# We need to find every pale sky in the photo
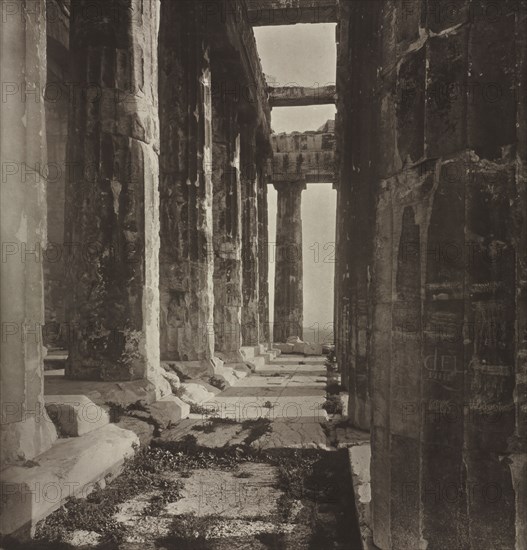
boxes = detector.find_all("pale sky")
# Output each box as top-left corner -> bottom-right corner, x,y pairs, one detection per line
254,24 -> 337,341
254,23 -> 337,134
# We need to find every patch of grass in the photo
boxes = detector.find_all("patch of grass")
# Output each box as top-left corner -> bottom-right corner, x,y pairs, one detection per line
189,403 -> 213,415
158,514 -> 225,548
107,400 -> 148,423
152,435 -> 259,470
273,451 -> 322,522
325,349 -> 337,364
33,447 -> 186,546
321,395 -> 343,415
241,418 -> 272,446
26,442 -> 362,550
325,360 -> 338,372
143,478 -> 184,516
192,417 -> 237,434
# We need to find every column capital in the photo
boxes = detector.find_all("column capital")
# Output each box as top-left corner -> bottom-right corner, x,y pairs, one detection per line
273,180 -> 307,193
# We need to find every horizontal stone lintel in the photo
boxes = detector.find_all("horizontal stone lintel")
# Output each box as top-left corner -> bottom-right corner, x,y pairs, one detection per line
271,173 -> 335,184
209,0 -> 272,151
247,0 -> 337,26
269,85 -> 336,107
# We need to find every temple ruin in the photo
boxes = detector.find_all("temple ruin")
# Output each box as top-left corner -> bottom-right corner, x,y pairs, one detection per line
1,0 -> 526,548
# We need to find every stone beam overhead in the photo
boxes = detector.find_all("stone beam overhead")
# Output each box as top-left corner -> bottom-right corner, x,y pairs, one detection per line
247,0 -> 337,25
271,125 -> 336,184
205,0 -> 272,152
269,85 -> 336,107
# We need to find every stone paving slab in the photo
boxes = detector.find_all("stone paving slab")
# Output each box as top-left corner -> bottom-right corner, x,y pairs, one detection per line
193,356 -> 329,423
30,354 -> 365,549
164,463 -> 280,517
156,417 -> 331,449
251,420 -> 331,450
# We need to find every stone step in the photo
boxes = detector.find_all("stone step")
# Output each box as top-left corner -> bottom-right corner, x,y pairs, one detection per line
274,342 -> 324,355
261,348 -> 281,364
43,349 -> 68,370
240,346 -> 259,361
0,424 -> 139,539
44,395 -> 110,437
212,362 -> 250,387
248,355 -> 267,371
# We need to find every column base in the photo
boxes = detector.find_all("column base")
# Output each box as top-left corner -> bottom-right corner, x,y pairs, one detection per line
0,415 -> 58,467
162,357 -> 250,390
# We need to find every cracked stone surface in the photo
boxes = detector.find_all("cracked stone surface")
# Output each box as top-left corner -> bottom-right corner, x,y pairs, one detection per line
156,354 -> 331,450
32,354 -> 363,549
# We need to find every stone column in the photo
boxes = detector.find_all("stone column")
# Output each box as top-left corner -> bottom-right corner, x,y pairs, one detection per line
43,20 -> 69,350
212,92 -> 243,360
257,164 -> 271,346
240,123 -> 260,347
273,181 -> 306,343
513,6 -> 527,547
64,0 -> 163,386
159,0 -> 214,362
361,1 -> 527,548
0,0 -> 58,464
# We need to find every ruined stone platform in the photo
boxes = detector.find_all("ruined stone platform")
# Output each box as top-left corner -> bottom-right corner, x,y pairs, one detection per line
0,424 -> 138,539
30,353 -> 364,549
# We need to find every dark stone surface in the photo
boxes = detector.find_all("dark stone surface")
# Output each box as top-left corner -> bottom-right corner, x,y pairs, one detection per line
64,0 -> 160,381
158,0 -> 214,362
212,81 -> 243,356
240,124 -> 261,346
336,0 -> 527,547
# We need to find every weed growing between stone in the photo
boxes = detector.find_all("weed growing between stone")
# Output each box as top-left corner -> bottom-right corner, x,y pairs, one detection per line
192,417 -> 238,433
31,447 -> 185,546
322,350 -> 344,415
190,403 -> 213,415
13,436 -> 362,550
322,395 -> 343,415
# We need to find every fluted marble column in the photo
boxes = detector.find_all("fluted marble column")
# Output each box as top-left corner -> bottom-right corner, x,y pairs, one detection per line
212,93 -> 243,359
257,165 -> 271,345
65,0 -> 162,383
159,0 -> 214,362
0,0 -> 58,464
273,181 -> 306,342
240,123 -> 260,346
